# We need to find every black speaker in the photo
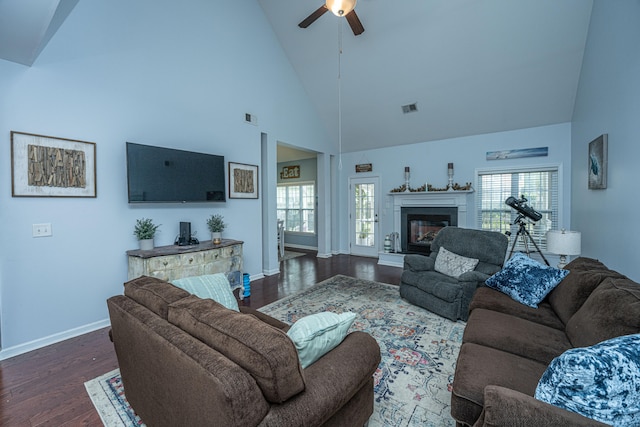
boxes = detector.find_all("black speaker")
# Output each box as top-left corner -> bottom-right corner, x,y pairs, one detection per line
178,222 -> 191,246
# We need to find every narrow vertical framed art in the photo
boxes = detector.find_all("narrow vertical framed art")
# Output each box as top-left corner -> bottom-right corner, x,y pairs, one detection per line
11,131 -> 97,198
228,162 -> 258,199
588,134 -> 608,190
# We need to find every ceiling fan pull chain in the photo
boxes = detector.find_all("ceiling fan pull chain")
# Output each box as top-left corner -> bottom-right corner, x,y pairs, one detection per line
338,20 -> 343,170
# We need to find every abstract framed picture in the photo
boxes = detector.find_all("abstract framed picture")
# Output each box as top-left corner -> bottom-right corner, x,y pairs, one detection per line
228,162 -> 258,199
11,131 -> 97,198
588,134 -> 608,189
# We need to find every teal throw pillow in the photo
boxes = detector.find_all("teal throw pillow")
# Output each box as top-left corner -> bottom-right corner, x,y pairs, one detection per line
287,311 -> 356,368
535,333 -> 640,426
171,273 -> 239,311
485,252 -> 569,308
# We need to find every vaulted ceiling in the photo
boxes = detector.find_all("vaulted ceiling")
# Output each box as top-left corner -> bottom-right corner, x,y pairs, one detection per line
1,1 -> 593,154
259,0 -> 593,153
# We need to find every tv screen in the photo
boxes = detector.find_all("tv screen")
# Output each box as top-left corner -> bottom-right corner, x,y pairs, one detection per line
126,142 -> 226,203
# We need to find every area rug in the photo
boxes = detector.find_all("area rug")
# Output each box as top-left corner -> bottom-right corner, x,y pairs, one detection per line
279,250 -> 306,261
85,275 -> 464,427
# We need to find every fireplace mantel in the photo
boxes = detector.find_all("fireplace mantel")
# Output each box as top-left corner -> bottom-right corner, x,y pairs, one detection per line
379,190 -> 474,267
389,190 -> 473,232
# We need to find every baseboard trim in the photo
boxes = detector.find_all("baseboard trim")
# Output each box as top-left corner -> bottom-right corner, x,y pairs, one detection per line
263,268 -> 280,276
0,318 -> 111,361
284,243 -> 317,251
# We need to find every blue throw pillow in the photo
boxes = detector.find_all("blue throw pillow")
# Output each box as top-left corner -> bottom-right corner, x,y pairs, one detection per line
485,252 -> 569,308
535,333 -> 640,426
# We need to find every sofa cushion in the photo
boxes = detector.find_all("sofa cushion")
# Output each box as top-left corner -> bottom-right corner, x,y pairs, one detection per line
469,287 -> 565,330
548,268 -> 626,325
563,256 -> 608,272
287,311 -> 356,368
124,276 -> 190,319
434,247 -> 479,278
401,270 -> 462,302
485,252 -> 569,308
463,309 -> 572,364
565,277 -> 640,348
451,343 -> 549,426
171,273 -> 239,311
168,295 -> 305,403
535,333 -> 640,427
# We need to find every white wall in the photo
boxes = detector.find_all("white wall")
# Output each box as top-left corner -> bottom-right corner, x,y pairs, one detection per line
337,123 -> 573,254
0,1 -> 333,356
571,0 -> 640,281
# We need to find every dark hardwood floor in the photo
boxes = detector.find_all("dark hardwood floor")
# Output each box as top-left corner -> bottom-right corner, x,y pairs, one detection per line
0,251 -> 402,426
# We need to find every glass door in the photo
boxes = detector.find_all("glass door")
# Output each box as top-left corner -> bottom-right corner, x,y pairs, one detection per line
349,177 -> 379,257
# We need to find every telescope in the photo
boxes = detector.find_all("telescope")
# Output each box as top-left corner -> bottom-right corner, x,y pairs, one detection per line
505,196 -> 542,222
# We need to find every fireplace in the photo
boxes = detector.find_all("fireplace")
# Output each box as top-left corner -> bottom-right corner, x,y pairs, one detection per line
401,207 -> 458,254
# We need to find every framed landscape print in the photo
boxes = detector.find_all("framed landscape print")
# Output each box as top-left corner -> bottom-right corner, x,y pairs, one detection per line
588,134 -> 608,189
228,162 -> 258,199
11,131 -> 97,197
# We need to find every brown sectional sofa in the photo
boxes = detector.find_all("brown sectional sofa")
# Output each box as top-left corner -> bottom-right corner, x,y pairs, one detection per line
451,257 -> 639,426
107,276 -> 381,427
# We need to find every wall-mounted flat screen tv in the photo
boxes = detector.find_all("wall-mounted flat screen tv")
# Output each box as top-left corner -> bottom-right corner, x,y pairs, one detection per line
126,142 -> 226,203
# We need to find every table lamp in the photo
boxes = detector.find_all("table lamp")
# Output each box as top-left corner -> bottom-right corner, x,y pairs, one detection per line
546,229 -> 581,269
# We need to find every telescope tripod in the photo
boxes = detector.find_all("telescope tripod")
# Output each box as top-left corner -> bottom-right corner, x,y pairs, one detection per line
506,215 -> 550,266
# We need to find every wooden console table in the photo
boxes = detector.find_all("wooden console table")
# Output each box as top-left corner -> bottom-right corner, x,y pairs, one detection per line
127,239 -> 244,296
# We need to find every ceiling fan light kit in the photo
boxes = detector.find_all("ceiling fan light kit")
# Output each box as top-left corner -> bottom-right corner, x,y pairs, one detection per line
299,0 -> 364,36
326,0 -> 356,17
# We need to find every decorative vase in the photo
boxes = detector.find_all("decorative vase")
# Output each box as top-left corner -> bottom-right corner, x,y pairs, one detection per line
139,238 -> 154,251
384,235 -> 392,253
211,232 -> 222,244
243,273 -> 251,298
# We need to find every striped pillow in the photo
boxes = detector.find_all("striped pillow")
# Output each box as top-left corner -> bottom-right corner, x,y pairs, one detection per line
171,273 -> 239,311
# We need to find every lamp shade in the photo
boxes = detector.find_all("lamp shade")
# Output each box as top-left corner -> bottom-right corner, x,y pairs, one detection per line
326,0 -> 357,16
546,230 -> 581,256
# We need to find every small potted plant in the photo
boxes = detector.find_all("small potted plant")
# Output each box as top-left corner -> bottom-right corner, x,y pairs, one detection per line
134,218 -> 160,250
206,214 -> 226,244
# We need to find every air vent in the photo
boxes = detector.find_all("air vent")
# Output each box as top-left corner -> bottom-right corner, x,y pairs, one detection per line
401,103 -> 418,114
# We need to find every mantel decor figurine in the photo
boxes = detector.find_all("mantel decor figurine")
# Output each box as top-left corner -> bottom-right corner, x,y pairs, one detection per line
404,166 -> 411,192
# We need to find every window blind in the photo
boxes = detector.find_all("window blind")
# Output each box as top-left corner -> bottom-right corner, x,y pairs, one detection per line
476,167 -> 558,252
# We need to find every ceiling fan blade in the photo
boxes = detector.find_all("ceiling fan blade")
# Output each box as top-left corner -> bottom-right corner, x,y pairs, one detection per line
298,5 -> 329,28
345,10 -> 365,35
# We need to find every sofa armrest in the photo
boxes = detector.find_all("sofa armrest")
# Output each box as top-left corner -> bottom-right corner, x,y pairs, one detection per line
404,254 -> 435,271
473,385 -> 609,427
258,331 -> 381,426
240,306 -> 290,331
458,271 -> 490,282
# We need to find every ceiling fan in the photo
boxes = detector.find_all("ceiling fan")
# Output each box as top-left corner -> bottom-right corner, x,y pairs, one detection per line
298,0 -> 365,36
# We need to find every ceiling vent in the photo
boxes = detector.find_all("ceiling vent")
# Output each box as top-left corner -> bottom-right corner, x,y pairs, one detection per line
401,103 -> 418,114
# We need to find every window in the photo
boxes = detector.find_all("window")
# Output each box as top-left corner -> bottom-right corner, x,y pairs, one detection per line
476,167 -> 559,252
277,182 -> 315,234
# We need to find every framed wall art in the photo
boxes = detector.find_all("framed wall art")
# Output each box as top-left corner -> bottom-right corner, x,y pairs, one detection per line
228,162 -> 258,199
11,131 -> 97,198
588,134 -> 608,189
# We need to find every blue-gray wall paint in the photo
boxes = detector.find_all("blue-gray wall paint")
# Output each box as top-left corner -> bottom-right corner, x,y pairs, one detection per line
0,1 -> 332,355
337,123 -> 573,258
571,0 -> 640,281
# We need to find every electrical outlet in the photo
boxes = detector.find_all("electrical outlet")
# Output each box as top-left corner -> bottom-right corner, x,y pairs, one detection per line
33,223 -> 52,237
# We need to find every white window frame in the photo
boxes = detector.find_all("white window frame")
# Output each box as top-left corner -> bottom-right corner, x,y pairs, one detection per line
277,181 -> 316,235
475,164 -> 562,254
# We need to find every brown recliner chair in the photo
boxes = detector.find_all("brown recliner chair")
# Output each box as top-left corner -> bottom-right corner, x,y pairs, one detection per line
399,226 -> 509,321
107,276 -> 381,427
